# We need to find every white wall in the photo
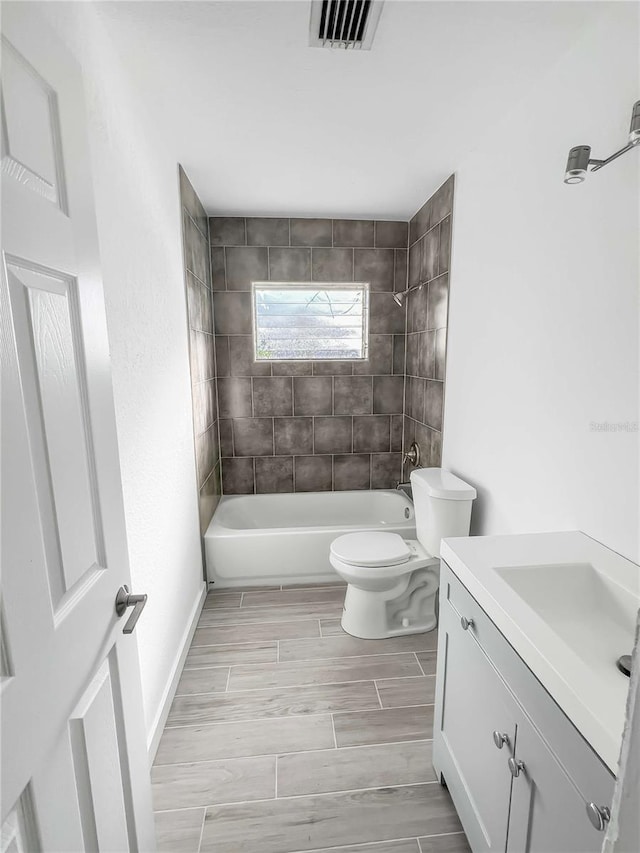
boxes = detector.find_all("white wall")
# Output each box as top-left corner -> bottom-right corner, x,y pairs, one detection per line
444,4 -> 640,562
39,3 -> 206,746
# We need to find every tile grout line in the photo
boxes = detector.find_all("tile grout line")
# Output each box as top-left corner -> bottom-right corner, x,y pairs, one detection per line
153,737 -> 434,769
196,806 -> 206,853
330,713 -> 338,749
186,647 -> 435,666
373,680 -> 384,709
173,678 -> 435,699
414,651 -> 426,676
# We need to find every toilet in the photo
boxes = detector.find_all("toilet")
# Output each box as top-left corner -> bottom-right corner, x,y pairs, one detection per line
330,468 -> 477,639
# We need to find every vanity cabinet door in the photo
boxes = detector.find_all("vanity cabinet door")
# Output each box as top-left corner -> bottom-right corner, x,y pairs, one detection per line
434,597 -> 516,853
506,715 -> 609,853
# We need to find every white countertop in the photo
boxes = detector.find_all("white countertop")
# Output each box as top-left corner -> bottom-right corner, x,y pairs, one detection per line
440,531 -> 640,774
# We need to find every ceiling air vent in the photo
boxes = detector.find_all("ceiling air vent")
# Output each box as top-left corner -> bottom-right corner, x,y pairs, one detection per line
309,0 -> 384,50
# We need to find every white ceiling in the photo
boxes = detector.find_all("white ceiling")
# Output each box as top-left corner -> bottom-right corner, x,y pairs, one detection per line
96,0 -> 606,219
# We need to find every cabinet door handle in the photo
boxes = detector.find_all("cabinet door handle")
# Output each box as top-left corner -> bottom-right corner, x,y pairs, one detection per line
460,616 -> 474,631
493,731 -> 509,749
508,757 -> 525,777
586,803 -> 611,832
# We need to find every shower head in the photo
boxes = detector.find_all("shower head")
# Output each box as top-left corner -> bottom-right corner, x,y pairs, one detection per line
393,292 -> 405,307
629,100 -> 640,144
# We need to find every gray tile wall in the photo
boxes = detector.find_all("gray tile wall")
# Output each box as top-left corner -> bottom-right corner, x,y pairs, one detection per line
179,167 -> 221,530
209,217 -> 408,494
402,175 -> 454,477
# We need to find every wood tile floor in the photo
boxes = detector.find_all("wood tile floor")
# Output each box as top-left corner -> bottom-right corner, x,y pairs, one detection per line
153,583 -> 470,853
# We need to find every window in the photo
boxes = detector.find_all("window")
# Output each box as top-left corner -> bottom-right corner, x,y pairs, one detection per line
252,283 -> 369,361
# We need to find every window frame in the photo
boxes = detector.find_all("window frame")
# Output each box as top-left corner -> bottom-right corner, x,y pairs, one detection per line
251,281 -> 370,363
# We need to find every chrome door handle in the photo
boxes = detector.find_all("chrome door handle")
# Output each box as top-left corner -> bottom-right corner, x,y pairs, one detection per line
460,616 -> 474,631
508,757 -> 525,777
493,731 -> 509,749
115,585 -> 148,634
586,803 -> 611,832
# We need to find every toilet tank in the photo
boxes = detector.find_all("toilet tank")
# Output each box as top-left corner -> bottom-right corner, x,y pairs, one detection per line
410,468 -> 477,557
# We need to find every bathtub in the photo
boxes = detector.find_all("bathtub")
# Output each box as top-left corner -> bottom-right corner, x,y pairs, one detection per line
204,490 -> 416,588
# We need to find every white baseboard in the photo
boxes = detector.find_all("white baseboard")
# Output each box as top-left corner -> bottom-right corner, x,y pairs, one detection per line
146,581 -> 207,764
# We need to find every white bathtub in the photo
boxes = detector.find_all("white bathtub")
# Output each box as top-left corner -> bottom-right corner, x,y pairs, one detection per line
204,490 -> 416,588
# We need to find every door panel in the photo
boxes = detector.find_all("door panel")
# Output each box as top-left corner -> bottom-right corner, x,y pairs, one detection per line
1,6 -> 155,850
507,715 -> 606,853
436,593 -> 515,853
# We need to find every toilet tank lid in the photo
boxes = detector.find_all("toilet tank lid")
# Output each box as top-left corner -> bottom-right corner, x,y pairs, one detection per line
410,468 -> 477,501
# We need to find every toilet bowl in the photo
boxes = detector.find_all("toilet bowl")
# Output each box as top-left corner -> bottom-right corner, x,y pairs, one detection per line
329,467 -> 477,639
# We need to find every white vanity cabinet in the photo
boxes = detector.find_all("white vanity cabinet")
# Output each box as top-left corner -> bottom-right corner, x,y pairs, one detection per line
433,560 -> 616,853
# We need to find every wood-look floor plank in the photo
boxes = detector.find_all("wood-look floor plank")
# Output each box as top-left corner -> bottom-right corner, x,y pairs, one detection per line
198,600 -> 343,627
334,706 -> 434,747
152,755 -> 275,810
154,807 -> 204,853
376,676 -> 436,708
202,592 -> 242,609
154,715 -> 336,765
280,633 -> 436,663
184,641 -> 277,669
228,654 -> 421,692
242,587 -> 346,608
176,666 -> 229,696
418,833 -> 471,853
277,740 -> 436,797
415,651 -> 438,675
320,618 -> 347,637
192,619 -> 320,647
200,784 -> 461,853
167,681 -> 380,727
297,841 -> 420,853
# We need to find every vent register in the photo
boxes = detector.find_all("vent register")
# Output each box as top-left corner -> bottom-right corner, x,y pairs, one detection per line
309,0 -> 384,50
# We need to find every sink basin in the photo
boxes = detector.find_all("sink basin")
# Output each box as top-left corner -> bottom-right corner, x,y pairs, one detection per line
440,531 -> 640,773
495,561 -> 638,673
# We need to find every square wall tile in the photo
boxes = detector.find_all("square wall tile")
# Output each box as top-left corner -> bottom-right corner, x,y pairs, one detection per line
407,284 -> 428,334
370,293 -> 405,335
246,217 -> 289,247
394,249 -> 408,292
392,335 -> 406,375
290,218 -> 332,247
408,242 -> 421,287
406,333 -> 419,378
225,247 -> 268,291
252,376 -> 293,417
187,272 -> 212,333
218,419 -> 234,456
353,335 -> 392,376
272,360 -> 313,376
353,415 -> 390,453
312,360 -> 352,376
334,454 -> 371,490
373,375 -> 404,414
415,421 -> 433,466
354,249 -> 394,292
211,247 -> 226,291
391,414 -> 403,451
421,227 -> 439,283
183,212 -> 210,286
425,380 -> 444,431
311,248 -> 353,282
410,199 -> 431,245
435,328 -> 447,381
419,331 -> 436,380
221,457 -> 254,494
268,247 -> 311,281
274,417 -> 313,455
427,274 -> 449,330
314,416 -> 352,454
179,167 -> 207,237
294,455 -> 332,492
213,292 -> 252,335
408,376 -> 426,422
371,452 -> 402,488
375,221 -> 408,249
438,216 -> 451,275
232,418 -> 274,456
215,336 -> 230,377
255,456 -> 293,493
293,376 -> 332,415
228,335 -> 271,377
192,378 -> 216,436
430,175 -> 454,226
210,217 -> 246,247
431,429 -> 443,467
189,330 -> 214,384
218,377 -> 252,419
333,376 -> 372,415
333,219 -> 374,247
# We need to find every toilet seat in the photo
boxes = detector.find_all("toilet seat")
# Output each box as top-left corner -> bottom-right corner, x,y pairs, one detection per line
330,532 -> 412,568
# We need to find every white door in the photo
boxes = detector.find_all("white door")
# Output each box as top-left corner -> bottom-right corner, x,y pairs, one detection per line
1,6 -> 156,851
